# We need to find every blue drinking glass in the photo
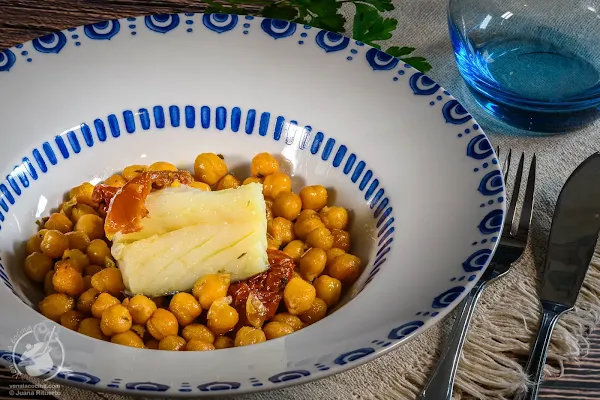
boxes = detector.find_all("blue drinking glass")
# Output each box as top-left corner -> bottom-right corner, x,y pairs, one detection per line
448,0 -> 600,133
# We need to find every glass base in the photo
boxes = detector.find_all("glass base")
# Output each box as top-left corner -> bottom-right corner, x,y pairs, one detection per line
465,84 -> 600,133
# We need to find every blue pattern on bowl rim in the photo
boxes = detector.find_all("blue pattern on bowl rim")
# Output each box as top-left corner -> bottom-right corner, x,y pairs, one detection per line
0,13 -> 504,394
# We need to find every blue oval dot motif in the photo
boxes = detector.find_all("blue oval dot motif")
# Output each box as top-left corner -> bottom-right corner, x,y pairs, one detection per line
315,31 -> 350,53
203,14 -> 238,33
442,99 -> 473,124
32,32 -> 67,54
197,381 -> 241,392
334,348 -> 375,365
145,14 -> 180,34
462,248 -> 491,272
409,72 -> 441,95
466,134 -> 493,160
0,49 -> 16,71
84,20 -> 120,40
268,370 -> 310,383
478,170 -> 503,196
432,286 -> 465,308
261,19 -> 296,39
125,382 -> 169,392
366,48 -> 399,70
478,209 -> 503,235
388,320 -> 425,339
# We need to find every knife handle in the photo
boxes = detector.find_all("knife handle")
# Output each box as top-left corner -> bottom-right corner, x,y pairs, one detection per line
419,279 -> 487,400
517,306 -> 562,400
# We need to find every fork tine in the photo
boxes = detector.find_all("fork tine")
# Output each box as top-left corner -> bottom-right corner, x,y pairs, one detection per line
503,148 -> 512,180
516,154 -> 536,240
502,152 -> 525,236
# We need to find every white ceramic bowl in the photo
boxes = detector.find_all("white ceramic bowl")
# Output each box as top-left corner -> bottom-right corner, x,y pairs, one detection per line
0,14 -> 505,396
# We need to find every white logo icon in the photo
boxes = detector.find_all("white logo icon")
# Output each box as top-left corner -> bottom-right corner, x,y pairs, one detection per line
10,323 -> 65,381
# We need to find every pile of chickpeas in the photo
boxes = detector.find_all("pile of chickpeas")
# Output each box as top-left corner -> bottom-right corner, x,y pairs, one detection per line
22,152 -> 362,350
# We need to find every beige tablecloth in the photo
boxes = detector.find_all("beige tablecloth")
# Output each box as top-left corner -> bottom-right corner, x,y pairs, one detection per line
24,1 -> 600,399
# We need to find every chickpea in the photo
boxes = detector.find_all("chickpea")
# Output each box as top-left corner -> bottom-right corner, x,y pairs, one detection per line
263,321 -> 295,340
215,174 -> 241,191
243,177 -> 263,185
40,230 -> 69,259
326,248 -> 346,268
214,336 -> 234,349
192,273 -> 231,310
267,236 -> 282,250
145,339 -> 159,349
194,153 -> 228,186
262,172 -> 292,199
69,182 -> 96,207
26,230 -> 47,254
159,335 -> 186,351
131,324 -> 146,339
181,324 -> 215,344
84,265 -> 102,277
86,239 -> 111,266
251,152 -> 279,177
146,309 -> 179,340
331,229 -> 351,252
112,331 -> 145,348
148,161 -> 178,172
268,217 -> 295,246
39,293 -> 74,321
329,254 -> 362,285
283,240 -> 307,262
306,227 -> 334,250
52,263 -> 85,297
44,270 -> 55,295
74,214 -> 104,241
207,297 -> 239,335
265,199 -> 274,221
62,249 -> 90,273
299,298 -> 328,325
122,165 -> 148,181
319,206 -> 349,230
24,252 -> 53,282
103,174 -> 126,188
299,185 -> 328,211
186,339 -> 216,351
273,192 -> 302,221
65,231 -> 91,252
294,215 -> 324,240
77,288 -> 100,314
234,326 -> 266,347
78,318 -> 108,341
272,313 -> 304,331
91,292 -> 120,318
283,277 -> 316,315
44,213 -> 73,233
60,310 -> 85,331
100,304 -> 132,336
168,293 -> 202,326
188,181 -> 211,191
126,294 -> 157,325
297,209 -> 318,222
313,275 -> 342,307
299,248 -> 327,281
91,268 -> 125,296
70,204 -> 98,225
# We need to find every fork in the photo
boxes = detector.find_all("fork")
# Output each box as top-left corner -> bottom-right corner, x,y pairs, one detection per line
419,149 -> 536,400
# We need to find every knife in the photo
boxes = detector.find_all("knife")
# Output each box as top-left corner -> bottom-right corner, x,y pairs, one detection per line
517,152 -> 600,400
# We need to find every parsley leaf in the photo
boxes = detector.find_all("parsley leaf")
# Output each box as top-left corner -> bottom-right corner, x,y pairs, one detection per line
352,3 -> 397,46
262,4 -> 300,20
401,56 -> 433,72
385,46 -> 416,58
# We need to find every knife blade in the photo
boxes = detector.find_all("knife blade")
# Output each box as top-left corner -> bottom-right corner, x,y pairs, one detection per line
518,152 -> 600,400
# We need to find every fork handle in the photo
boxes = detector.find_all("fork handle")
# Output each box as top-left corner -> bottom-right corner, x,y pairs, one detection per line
419,279 -> 487,400
516,305 -> 564,400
